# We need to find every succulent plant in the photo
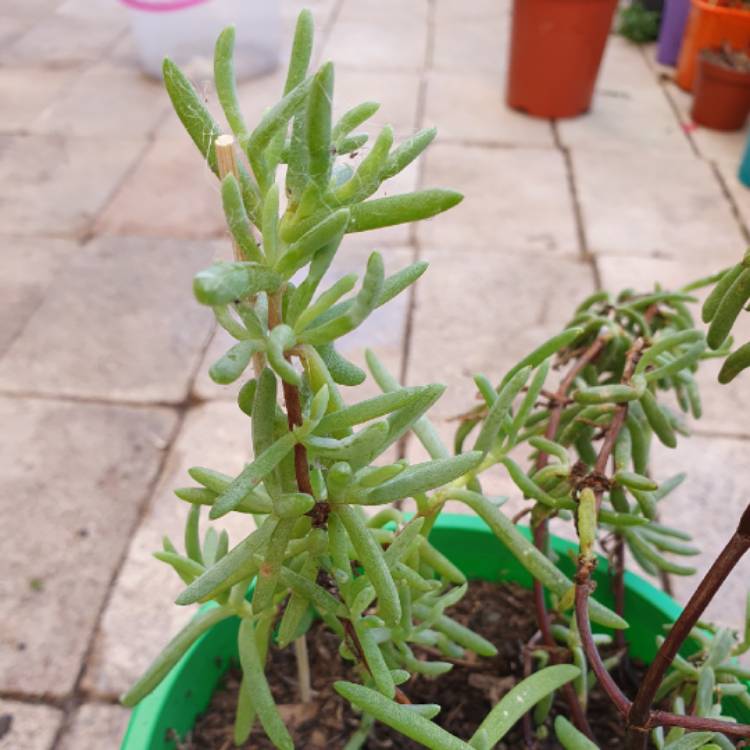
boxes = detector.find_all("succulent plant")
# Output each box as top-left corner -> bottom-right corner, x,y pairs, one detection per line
121,10 -> 750,749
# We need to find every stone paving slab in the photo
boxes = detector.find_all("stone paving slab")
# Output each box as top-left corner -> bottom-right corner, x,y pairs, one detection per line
405,248 -> 596,421
558,39 -> 691,156
419,143 -> 579,255
57,703 -> 130,750
333,70 -> 422,139
0,134 -> 145,238
0,397 -> 175,698
424,71 -> 554,147
323,4 -> 427,73
94,136 -> 225,239
598,255 -> 750,439
339,0 -> 429,23
0,700 -> 62,750
2,0 -> 63,22
83,401 -> 255,698
651,434 -> 750,627
30,60 -> 170,139
1,236 -> 77,358
0,236 -> 216,403
574,149 -> 746,262
432,11 -> 508,74
0,2 -> 126,68
0,66 -> 78,134
435,0 -> 510,22
0,16 -> 30,51
715,160 -> 750,238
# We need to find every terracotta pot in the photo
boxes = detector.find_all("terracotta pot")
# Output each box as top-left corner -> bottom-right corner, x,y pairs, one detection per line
506,0 -> 618,119
691,52 -> 750,131
676,0 -> 750,91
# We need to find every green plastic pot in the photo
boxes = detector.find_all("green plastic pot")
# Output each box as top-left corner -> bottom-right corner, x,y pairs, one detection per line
121,513 -> 749,748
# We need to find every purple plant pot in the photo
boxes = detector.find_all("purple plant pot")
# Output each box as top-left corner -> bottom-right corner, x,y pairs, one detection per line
656,0 -> 691,66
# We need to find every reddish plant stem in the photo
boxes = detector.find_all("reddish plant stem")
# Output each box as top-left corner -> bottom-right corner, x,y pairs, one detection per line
612,535 -> 626,650
648,710 -> 750,737
512,506 -> 533,524
280,379 -> 315,499
565,341 -> 643,735
593,406 -> 628,490
578,546 -> 750,746
269,292 -> 327,525
575,582 -> 632,716
528,336 -> 606,740
575,505 -> 750,750
658,568 -> 674,598
624,506 -> 750,748
343,617 -> 412,704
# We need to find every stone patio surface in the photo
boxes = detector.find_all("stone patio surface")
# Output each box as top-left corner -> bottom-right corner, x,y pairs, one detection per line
2,0 -> 750,747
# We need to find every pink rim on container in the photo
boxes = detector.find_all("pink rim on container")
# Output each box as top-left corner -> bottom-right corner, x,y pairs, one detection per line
119,0 -> 212,12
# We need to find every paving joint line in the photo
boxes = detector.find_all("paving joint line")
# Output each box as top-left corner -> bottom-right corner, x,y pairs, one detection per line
0,388 -> 201,411
47,320 -> 217,750
0,690 -> 123,709
691,427 -> 750,442
46,412 -> 185,750
639,42 -> 750,247
639,45 -> 699,159
550,120 -> 602,292
709,161 -> 750,245
80,108 -> 171,244
437,138 -> 558,151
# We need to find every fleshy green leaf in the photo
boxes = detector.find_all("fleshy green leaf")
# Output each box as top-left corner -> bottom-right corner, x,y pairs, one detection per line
554,716 -> 600,749
471,665 -> 580,745
193,262 -> 281,306
121,605 -> 231,705
348,189 -> 463,233
334,682 -> 473,750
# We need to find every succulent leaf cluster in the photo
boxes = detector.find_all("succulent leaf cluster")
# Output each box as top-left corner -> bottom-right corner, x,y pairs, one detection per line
121,11 -> 750,750
702,251 -> 750,384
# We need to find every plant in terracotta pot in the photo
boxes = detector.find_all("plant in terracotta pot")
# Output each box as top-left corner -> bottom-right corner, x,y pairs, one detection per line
121,10 -> 750,749
505,0 -> 618,119
691,44 -> 750,130
676,0 -> 750,90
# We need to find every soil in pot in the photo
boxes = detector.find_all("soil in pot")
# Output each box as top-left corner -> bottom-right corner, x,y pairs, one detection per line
177,581 -> 646,749
692,45 -> 750,131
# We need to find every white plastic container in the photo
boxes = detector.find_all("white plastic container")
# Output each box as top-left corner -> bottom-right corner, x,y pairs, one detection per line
121,0 -> 280,81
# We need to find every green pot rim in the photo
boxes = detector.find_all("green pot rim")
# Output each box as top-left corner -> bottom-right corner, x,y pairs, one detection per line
121,513 -> 745,748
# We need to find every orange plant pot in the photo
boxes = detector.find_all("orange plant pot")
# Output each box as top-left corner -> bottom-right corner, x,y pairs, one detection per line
675,0 -> 750,91
506,0 -> 618,119
691,52 -> 750,131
